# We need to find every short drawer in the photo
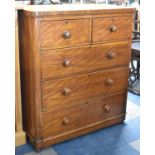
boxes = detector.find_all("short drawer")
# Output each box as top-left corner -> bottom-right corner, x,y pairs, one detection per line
41,92 -> 125,139
42,67 -> 128,109
92,16 -> 132,43
41,41 -> 130,80
40,19 -> 91,50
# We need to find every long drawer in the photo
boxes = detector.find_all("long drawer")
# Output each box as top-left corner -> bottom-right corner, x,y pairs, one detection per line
42,67 -> 128,109
41,92 -> 125,139
40,19 -> 91,50
92,16 -> 132,43
41,41 -> 130,80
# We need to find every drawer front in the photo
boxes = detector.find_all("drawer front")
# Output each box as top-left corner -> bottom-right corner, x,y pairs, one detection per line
93,16 -> 132,43
40,19 -> 91,50
41,41 -> 130,80
41,93 -> 125,138
42,67 -> 128,109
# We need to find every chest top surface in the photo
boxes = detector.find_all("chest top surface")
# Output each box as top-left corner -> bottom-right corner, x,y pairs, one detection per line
20,4 -> 135,17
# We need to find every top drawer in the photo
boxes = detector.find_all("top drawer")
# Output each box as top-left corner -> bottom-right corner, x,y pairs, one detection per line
40,19 -> 91,50
92,16 -> 132,43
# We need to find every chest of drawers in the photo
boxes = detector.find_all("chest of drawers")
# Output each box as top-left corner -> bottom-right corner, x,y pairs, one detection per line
18,5 -> 135,151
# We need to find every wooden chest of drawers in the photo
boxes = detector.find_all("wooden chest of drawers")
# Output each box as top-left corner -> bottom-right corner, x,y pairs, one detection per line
18,4 -> 135,151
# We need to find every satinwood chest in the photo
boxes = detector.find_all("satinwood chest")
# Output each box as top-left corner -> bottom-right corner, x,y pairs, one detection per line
18,4 -> 135,150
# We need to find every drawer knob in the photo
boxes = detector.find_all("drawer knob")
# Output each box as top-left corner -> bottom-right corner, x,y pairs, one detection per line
110,25 -> 117,32
105,79 -> 114,85
62,117 -> 69,125
107,52 -> 116,59
104,104 -> 111,113
62,87 -> 71,96
62,31 -> 71,39
63,59 -> 71,67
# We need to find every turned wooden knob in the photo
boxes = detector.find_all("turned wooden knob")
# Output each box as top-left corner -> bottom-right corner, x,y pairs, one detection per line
105,79 -> 114,85
107,52 -> 116,59
62,31 -> 71,39
63,59 -> 71,67
110,25 -> 117,32
104,104 -> 111,113
62,117 -> 69,125
62,87 -> 71,96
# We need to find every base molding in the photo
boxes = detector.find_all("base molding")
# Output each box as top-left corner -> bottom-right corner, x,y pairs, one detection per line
27,114 -> 125,151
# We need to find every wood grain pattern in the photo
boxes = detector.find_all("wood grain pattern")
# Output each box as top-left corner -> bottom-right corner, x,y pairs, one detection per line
40,19 -> 91,50
41,92 -> 126,139
42,67 -> 128,110
28,114 -> 125,150
18,11 -> 42,141
41,41 -> 130,80
93,16 -> 132,43
18,6 -> 135,151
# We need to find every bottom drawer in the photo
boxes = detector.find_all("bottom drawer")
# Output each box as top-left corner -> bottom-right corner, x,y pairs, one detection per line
41,92 -> 126,139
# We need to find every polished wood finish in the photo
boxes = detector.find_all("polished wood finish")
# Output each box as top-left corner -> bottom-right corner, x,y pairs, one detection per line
93,16 -> 132,43
18,12 -> 42,140
29,114 -> 125,149
40,19 -> 91,50
42,67 -> 128,110
18,5 -> 135,150
41,41 -> 131,80
42,92 -> 126,139
15,11 -> 26,146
